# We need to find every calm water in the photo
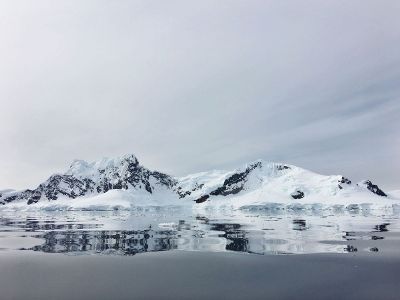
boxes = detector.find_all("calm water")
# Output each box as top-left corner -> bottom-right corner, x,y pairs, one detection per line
1,207 -> 400,299
1,206 -> 399,256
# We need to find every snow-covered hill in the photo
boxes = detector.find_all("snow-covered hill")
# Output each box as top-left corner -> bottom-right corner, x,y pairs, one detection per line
0,154 -> 176,206
0,154 -> 398,210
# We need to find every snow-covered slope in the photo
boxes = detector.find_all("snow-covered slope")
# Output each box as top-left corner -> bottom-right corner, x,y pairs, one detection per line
175,161 -> 394,207
0,154 -> 397,210
0,154 -> 176,206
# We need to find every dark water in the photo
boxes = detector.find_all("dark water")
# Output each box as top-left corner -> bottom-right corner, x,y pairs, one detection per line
1,208 -> 400,299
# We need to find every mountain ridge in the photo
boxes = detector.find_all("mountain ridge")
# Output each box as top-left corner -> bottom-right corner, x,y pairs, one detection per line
0,153 -> 391,207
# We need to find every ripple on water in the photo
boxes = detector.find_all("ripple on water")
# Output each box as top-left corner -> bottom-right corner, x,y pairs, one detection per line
0,208 -> 399,256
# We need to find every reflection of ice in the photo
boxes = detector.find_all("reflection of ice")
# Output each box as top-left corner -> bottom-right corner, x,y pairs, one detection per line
0,207 -> 399,255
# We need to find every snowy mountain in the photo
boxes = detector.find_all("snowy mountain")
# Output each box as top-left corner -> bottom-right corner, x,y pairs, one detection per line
0,154 -> 176,206
0,154 -> 395,209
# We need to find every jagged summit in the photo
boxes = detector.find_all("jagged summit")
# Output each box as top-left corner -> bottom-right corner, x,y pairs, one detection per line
0,154 -> 392,208
67,154 -> 139,178
0,154 -> 175,205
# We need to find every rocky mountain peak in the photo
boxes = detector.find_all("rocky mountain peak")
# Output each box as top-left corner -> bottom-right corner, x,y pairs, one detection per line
358,180 -> 387,197
67,154 -> 139,177
0,154 -> 391,207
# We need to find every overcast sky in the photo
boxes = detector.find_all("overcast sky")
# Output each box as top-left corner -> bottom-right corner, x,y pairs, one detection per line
0,0 -> 399,190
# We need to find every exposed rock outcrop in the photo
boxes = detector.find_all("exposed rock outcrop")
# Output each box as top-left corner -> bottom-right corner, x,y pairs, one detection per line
358,180 -> 387,197
291,190 -> 305,199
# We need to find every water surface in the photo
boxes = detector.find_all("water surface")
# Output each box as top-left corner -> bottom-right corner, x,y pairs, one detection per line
1,207 -> 399,256
1,207 -> 400,300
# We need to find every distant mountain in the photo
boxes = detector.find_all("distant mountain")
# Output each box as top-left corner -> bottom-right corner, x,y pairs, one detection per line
0,154 -> 175,205
0,154 -> 391,207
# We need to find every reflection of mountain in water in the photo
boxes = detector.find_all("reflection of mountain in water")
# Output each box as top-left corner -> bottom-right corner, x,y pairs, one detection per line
31,228 -> 178,255
1,211 -> 396,256
210,223 -> 249,253
292,219 -> 307,231
0,217 -> 102,231
26,220 -> 254,255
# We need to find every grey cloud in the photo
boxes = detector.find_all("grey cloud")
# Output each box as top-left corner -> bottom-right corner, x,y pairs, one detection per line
0,0 -> 399,190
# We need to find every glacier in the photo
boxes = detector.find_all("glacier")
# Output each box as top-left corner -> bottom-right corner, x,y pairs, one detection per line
0,153 -> 399,211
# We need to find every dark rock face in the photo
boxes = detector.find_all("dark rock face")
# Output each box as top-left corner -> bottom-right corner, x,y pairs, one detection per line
2,195 -> 17,203
339,177 -> 352,185
360,180 -> 387,197
291,190 -> 304,199
42,175 -> 96,201
338,176 -> 352,189
209,162 -> 262,197
176,187 -> 191,199
176,183 -> 204,199
195,194 -> 209,204
276,165 -> 290,171
186,162 -> 263,202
